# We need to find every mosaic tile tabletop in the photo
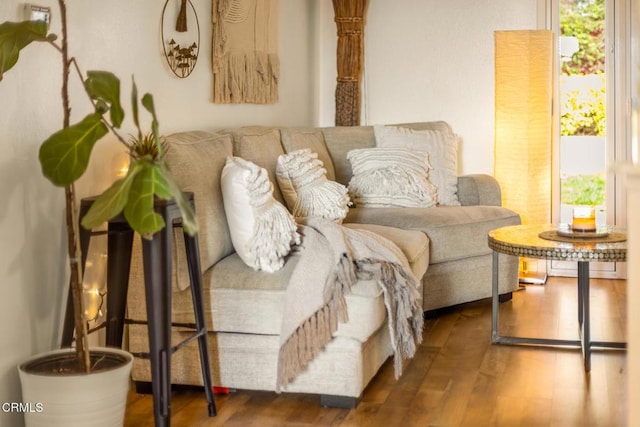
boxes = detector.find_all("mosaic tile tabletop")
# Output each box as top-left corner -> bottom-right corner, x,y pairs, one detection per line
488,224 -> 627,263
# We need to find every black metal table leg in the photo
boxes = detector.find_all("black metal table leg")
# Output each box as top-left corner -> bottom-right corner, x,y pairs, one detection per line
141,221 -> 173,427
105,223 -> 134,347
63,194 -> 216,426
184,231 -> 216,416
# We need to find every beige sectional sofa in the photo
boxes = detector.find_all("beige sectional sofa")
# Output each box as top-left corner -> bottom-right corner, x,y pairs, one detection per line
126,121 -> 521,407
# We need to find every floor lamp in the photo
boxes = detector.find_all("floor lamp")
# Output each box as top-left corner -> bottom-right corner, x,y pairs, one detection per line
494,30 -> 554,284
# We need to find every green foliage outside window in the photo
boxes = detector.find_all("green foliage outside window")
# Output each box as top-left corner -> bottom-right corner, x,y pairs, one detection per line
560,75 -> 605,136
561,174 -> 605,206
560,0 -> 605,76
559,0 -> 606,137
559,0 -> 606,208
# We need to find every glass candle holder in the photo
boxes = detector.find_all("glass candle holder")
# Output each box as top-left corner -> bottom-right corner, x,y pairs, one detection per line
571,206 -> 596,232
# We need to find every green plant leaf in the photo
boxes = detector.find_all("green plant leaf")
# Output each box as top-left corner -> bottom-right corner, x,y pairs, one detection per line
141,93 -> 162,157
0,21 -> 51,81
160,164 -> 198,236
141,93 -> 158,123
123,161 -> 172,238
85,71 -> 125,128
80,161 -> 143,229
131,77 -> 142,142
38,112 -> 108,186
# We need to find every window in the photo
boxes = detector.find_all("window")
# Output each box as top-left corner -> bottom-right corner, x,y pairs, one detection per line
545,0 -> 630,278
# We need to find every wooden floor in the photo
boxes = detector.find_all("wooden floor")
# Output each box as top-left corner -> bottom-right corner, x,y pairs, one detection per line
123,276 -> 627,427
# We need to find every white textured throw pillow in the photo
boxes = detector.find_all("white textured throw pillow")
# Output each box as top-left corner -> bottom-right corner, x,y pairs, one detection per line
374,125 -> 460,206
221,157 -> 301,272
347,147 -> 437,208
276,149 -> 351,223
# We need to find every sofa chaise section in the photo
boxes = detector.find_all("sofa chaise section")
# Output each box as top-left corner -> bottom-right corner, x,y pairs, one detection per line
126,129 -> 431,406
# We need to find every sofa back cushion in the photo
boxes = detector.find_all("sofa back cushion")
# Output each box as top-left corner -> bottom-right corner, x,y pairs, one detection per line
164,131 -> 235,273
374,124 -> 461,206
391,121 -> 456,134
219,126 -> 286,204
320,122 -> 459,189
280,128 -> 336,181
321,126 -> 376,186
347,147 -> 437,208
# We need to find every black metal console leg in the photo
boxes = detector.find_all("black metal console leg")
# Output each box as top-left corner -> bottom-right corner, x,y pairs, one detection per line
142,225 -> 173,427
61,203 -> 92,348
184,231 -> 216,417
60,288 -> 75,347
105,223 -> 134,348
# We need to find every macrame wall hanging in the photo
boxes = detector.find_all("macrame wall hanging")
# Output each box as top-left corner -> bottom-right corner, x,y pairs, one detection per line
333,0 -> 369,126
211,0 -> 279,104
162,0 -> 200,78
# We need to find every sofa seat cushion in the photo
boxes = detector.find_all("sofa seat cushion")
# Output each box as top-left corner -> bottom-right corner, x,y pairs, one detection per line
171,225 -> 429,341
172,253 -> 386,342
344,205 -> 521,264
342,223 -> 429,281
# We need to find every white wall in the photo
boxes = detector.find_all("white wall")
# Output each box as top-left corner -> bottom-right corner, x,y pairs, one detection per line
0,1 -> 315,426
318,0 -> 538,174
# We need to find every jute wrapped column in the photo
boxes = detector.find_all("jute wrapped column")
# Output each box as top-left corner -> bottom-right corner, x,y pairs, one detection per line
333,0 -> 368,126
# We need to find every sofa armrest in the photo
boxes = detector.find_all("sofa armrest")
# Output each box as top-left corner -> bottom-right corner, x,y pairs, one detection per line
457,174 -> 502,206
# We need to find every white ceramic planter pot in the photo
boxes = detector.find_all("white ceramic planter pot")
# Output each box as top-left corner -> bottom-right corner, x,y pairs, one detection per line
18,347 -> 133,427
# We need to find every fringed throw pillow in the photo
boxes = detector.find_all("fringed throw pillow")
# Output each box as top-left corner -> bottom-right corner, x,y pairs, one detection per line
347,147 -> 437,208
276,149 -> 350,223
221,156 -> 300,272
374,125 -> 460,206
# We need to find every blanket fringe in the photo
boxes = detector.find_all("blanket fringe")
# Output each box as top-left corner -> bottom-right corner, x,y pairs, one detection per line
276,219 -> 423,392
276,299 -> 344,391
358,259 -> 424,379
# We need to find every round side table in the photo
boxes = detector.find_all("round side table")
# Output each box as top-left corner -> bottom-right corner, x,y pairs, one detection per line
488,224 -> 627,371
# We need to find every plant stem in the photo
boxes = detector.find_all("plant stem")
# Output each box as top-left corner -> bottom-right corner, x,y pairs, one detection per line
58,0 -> 90,373
46,41 -> 128,146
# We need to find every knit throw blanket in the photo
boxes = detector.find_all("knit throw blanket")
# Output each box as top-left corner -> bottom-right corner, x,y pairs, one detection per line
276,217 -> 424,391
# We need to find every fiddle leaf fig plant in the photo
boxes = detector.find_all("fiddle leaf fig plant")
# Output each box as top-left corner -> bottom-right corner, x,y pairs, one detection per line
0,2 -> 197,373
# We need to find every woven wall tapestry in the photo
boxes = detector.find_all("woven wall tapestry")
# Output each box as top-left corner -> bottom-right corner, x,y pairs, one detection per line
212,0 -> 279,104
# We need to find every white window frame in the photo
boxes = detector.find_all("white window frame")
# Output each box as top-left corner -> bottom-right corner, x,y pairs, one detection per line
539,0 -> 630,279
